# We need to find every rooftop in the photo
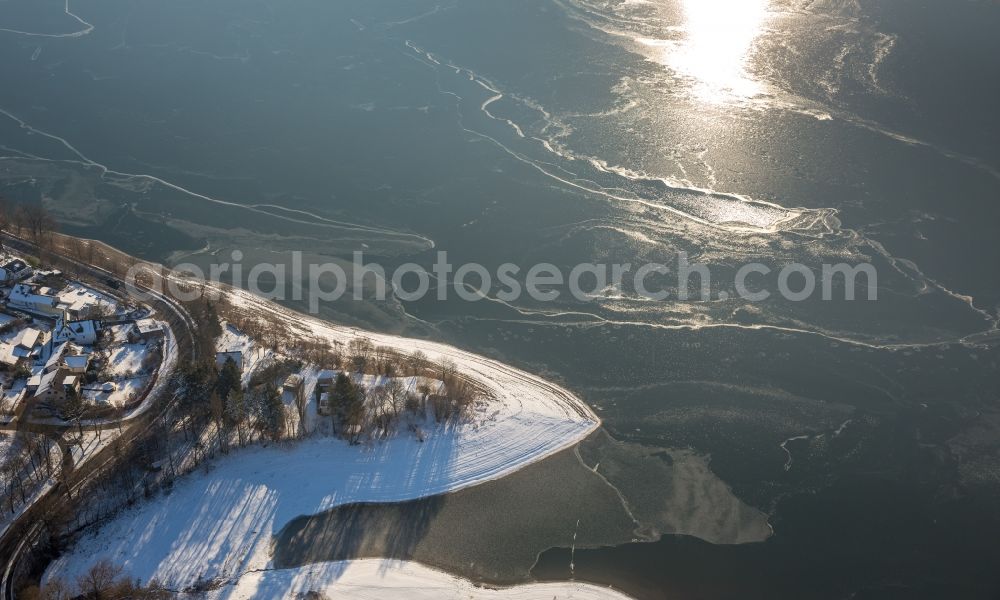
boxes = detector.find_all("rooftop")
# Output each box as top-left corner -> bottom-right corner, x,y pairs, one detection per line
64,355 -> 91,370
1,259 -> 29,273
135,319 -> 164,334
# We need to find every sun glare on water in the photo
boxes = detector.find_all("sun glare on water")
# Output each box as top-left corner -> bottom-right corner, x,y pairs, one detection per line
644,0 -> 771,102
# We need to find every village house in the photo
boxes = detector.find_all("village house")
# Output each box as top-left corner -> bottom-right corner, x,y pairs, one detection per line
53,315 -> 102,346
281,373 -> 304,408
14,327 -> 47,352
0,258 -> 33,283
57,287 -> 112,320
315,370 -> 337,416
0,326 -> 50,369
7,283 -> 61,316
316,369 -> 336,391
42,341 -> 91,375
63,353 -> 92,375
41,341 -> 69,374
63,374 -> 81,396
27,368 -> 81,403
0,346 -> 21,370
60,296 -> 97,321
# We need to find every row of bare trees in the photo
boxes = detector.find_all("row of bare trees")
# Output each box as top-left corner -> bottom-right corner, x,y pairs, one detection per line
0,198 -> 57,247
200,310 -> 485,442
0,433 -> 59,516
22,559 -> 170,599
322,339 -> 483,441
215,309 -> 486,440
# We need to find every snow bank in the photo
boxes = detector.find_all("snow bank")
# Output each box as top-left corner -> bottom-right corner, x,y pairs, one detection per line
45,287 -> 600,591
200,559 -> 632,600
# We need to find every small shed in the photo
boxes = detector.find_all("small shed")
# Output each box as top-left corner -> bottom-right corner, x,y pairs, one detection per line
131,319 -> 166,342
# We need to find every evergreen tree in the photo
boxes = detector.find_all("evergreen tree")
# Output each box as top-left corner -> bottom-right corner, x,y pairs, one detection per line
216,358 -> 241,399
261,384 -> 285,440
329,373 -> 365,438
330,372 -> 354,425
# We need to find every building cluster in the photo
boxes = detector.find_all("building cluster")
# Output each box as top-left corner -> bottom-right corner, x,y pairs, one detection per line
0,253 -> 166,415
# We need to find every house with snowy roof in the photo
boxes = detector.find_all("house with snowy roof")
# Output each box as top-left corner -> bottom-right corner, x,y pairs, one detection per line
27,368 -> 81,403
53,316 -> 102,346
0,258 -> 32,283
7,283 -> 61,316
130,319 -> 165,342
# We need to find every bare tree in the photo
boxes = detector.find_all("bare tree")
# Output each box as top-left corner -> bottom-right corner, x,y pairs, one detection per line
0,196 -> 9,248
9,203 -> 24,237
87,300 -> 116,320
209,391 -> 228,453
386,378 -> 406,418
1,455 -> 23,513
62,236 -> 84,262
368,384 -> 391,434
18,203 -> 57,243
348,338 -> 374,373
373,345 -> 394,374
406,350 -> 428,376
447,376 -> 480,417
414,381 -> 432,414
76,559 -> 123,599
439,358 -> 458,383
20,577 -> 72,600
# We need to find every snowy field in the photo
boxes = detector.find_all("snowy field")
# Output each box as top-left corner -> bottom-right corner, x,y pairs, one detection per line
82,376 -> 146,408
198,559 -> 632,600
105,343 -> 150,377
45,286 -> 601,594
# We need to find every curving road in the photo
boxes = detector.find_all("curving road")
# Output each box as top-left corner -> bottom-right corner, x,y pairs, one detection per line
0,233 -> 198,599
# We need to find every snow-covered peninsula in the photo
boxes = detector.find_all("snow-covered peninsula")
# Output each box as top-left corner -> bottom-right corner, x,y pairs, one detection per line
44,286 -> 608,597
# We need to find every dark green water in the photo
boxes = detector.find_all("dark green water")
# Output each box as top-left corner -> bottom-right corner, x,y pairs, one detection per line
3,0 -> 1000,597
271,444 -> 637,584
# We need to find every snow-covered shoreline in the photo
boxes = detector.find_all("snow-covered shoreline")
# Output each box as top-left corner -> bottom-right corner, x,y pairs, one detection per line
223,286 -> 598,423
44,286 -> 602,595
198,559 -> 632,600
